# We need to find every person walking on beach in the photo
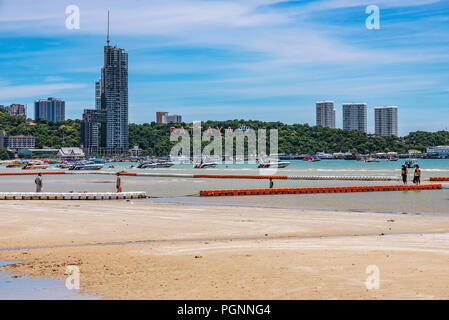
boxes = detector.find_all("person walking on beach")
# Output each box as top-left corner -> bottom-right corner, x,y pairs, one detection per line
35,173 -> 43,192
413,165 -> 421,185
401,164 -> 408,185
269,177 -> 274,189
116,172 -> 122,193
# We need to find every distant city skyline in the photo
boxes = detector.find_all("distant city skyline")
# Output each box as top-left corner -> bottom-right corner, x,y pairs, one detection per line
0,0 -> 448,135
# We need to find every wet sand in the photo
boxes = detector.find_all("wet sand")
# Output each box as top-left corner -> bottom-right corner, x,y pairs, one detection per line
1,200 -> 449,299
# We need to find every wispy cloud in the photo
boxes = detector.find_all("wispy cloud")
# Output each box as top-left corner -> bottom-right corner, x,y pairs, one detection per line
0,83 -> 87,100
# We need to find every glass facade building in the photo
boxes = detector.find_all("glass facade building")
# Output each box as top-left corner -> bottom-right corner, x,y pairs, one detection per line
34,97 -> 65,122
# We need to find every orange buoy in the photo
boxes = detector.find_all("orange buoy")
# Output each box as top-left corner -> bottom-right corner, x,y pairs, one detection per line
199,184 -> 442,197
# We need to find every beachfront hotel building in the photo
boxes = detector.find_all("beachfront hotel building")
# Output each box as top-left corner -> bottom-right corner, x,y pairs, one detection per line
374,106 -> 398,137
316,101 -> 336,128
342,103 -> 367,133
34,97 -> 65,122
5,135 -> 35,151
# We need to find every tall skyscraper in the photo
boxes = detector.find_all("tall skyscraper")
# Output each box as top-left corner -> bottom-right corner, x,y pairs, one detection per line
316,101 -> 335,128
374,106 -> 398,137
100,12 -> 128,152
34,97 -> 65,122
342,103 -> 367,133
81,12 -> 129,155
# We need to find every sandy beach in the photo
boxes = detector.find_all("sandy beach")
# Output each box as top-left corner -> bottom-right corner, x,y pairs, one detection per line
1,200 -> 449,299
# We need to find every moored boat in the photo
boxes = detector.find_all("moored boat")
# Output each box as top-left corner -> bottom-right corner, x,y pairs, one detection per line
69,162 -> 104,170
257,160 -> 290,168
6,161 -> 28,168
22,164 -> 49,170
138,161 -> 175,168
193,161 -> 219,169
364,156 -> 380,163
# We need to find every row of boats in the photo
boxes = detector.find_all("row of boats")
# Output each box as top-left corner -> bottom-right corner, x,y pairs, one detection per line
5,156 -> 413,171
5,160 -> 106,170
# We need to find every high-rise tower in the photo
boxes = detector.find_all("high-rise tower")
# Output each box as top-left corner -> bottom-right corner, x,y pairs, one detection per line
342,103 -> 367,133
316,101 -> 335,128
100,11 -> 129,152
374,106 -> 398,137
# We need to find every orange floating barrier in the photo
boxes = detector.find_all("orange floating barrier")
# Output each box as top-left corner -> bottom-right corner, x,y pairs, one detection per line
118,172 -> 137,176
200,184 -> 442,197
193,174 -> 288,180
430,177 -> 449,181
0,171 -> 66,176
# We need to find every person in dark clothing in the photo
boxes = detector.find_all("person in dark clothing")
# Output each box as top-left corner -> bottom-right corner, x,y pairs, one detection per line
401,164 -> 407,185
269,177 -> 274,189
116,172 -> 122,192
413,165 -> 421,185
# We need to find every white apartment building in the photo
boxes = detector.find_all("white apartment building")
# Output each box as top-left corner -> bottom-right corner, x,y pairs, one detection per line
374,106 -> 398,137
342,103 -> 367,133
316,101 -> 335,128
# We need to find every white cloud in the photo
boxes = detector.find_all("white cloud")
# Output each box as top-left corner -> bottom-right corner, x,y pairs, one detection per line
0,0 -> 443,66
0,83 -> 87,100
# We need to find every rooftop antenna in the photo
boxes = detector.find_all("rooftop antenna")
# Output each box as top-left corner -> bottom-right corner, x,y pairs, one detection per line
107,10 -> 110,46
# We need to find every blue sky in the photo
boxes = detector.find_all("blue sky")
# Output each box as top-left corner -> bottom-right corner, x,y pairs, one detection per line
0,0 -> 448,135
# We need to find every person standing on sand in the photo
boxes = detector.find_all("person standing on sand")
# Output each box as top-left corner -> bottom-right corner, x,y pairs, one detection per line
401,164 -> 408,185
116,172 -> 122,193
413,165 -> 421,185
35,173 -> 43,192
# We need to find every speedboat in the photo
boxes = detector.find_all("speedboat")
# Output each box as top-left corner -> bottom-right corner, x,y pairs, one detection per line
316,152 -> 333,160
386,156 -> 399,161
138,161 -> 175,168
22,164 -> 49,170
257,160 -> 290,168
193,161 -> 219,169
69,162 -> 104,170
57,162 -> 75,169
303,155 -> 321,162
6,161 -> 28,168
364,156 -> 380,163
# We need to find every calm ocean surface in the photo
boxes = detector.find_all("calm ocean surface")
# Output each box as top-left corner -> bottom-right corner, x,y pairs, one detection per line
1,159 -> 448,215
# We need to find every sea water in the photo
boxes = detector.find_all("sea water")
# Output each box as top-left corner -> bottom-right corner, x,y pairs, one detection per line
0,159 -> 448,214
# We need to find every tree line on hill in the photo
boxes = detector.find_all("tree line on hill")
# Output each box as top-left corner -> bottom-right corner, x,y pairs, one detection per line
1,109 -> 448,158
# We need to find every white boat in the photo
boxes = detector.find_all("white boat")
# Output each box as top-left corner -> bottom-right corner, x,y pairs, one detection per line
258,160 -> 290,168
386,156 -> 399,161
193,161 -> 218,169
316,152 -> 334,160
69,163 -> 104,170
138,161 -> 175,168
364,156 -> 380,163
22,164 -> 50,170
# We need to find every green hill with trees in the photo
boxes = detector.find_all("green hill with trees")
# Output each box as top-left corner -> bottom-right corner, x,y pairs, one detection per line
1,109 -> 448,157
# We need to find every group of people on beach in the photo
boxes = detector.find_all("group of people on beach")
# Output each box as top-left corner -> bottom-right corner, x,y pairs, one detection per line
401,164 -> 421,185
